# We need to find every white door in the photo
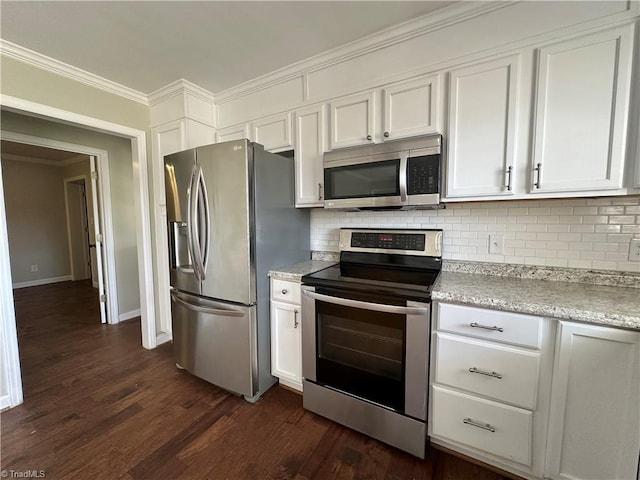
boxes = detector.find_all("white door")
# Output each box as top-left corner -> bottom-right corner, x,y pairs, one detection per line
89,156 -> 107,324
530,25 -> 633,193
329,90 -> 376,149
382,74 -> 441,141
270,300 -> 302,390
545,321 -> 639,480
446,55 -> 520,198
294,104 -> 325,207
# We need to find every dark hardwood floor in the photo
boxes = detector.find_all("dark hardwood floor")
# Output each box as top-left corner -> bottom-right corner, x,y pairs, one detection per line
2,281 -> 515,480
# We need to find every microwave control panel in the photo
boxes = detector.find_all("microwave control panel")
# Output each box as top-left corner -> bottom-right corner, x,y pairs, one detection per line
407,155 -> 440,195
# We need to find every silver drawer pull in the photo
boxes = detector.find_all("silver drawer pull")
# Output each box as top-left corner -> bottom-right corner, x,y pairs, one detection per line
468,367 -> 503,379
463,418 -> 496,433
281,289 -> 288,294
469,322 -> 503,332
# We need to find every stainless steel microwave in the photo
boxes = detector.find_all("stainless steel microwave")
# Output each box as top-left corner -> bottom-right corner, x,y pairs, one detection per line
323,134 -> 442,210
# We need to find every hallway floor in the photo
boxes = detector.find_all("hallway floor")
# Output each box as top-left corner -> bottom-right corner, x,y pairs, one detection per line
1,281 -> 515,480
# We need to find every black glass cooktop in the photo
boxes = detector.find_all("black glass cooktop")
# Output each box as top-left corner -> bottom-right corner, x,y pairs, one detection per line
302,255 -> 440,302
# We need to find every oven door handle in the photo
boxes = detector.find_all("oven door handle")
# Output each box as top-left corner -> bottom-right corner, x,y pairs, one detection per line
302,289 -> 429,315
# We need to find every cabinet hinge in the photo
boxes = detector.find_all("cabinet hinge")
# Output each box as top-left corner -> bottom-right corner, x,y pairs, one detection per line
96,233 -> 103,243
91,171 -> 98,180
100,294 -> 106,302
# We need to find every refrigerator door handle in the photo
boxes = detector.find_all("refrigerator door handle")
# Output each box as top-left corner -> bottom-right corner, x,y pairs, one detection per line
170,291 -> 246,317
190,165 -> 205,281
186,163 -> 200,281
198,166 -> 211,277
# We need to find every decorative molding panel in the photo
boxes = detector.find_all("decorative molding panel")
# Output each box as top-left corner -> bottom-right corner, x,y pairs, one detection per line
0,39 -> 148,105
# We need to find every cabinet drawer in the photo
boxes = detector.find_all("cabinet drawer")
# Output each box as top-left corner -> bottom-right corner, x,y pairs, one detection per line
437,303 -> 542,348
431,385 -> 532,466
271,279 -> 301,305
435,333 -> 540,409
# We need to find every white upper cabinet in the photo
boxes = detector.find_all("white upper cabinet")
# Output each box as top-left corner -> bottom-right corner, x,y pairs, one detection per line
329,91 -> 376,150
446,55 -> 520,198
530,24 -> 634,194
329,75 -> 442,150
252,112 -> 293,152
382,74 -> 441,141
216,124 -> 250,143
294,104 -> 325,207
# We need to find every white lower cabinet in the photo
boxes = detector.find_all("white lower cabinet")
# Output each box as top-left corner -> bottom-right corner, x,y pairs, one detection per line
544,322 -> 640,480
430,302 -> 554,479
270,279 -> 302,392
431,302 -> 640,480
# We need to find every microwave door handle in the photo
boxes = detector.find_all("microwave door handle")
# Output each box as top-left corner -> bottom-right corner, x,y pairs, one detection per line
399,154 -> 408,202
302,289 -> 429,315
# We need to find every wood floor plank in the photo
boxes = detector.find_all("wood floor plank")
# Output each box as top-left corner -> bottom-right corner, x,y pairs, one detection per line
1,281 -> 517,480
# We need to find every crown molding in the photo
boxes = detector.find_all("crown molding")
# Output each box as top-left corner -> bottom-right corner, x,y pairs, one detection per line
0,39 -> 149,106
214,1 -> 513,104
148,79 -> 215,106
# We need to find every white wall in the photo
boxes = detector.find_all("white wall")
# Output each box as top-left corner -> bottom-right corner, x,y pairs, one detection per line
1,158 -> 71,284
312,196 -> 640,272
1,111 -> 140,316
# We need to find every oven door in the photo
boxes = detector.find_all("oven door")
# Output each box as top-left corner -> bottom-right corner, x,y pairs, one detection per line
301,285 -> 430,421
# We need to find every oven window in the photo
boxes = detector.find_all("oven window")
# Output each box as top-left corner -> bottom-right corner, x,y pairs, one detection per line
315,300 -> 405,412
324,159 -> 400,200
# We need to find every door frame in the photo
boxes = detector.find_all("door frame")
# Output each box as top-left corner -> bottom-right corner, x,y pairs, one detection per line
63,174 -> 91,282
7,134 -> 118,326
0,94 -> 157,409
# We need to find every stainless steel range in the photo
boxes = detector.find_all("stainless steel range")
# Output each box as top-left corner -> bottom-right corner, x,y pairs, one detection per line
301,228 -> 442,458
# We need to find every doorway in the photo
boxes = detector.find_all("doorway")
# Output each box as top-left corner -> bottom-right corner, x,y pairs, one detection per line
0,96 -> 157,410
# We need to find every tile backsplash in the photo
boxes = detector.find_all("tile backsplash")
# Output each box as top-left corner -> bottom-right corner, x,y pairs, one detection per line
311,196 -> 640,273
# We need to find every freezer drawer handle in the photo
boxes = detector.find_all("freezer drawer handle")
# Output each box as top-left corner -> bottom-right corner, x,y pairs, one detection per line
463,418 -> 496,433
468,367 -> 503,379
302,289 -> 429,315
170,292 -> 245,317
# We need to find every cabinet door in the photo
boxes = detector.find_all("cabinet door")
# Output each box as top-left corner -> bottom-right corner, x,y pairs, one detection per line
531,25 -> 633,193
216,124 -> 250,143
252,112 -> 293,152
382,74 -> 441,141
446,55 -> 520,198
329,91 -> 376,149
294,104 -> 325,207
545,322 -> 639,480
270,300 -> 302,390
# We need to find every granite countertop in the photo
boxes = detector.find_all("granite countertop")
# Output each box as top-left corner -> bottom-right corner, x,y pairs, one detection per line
432,271 -> 640,330
268,260 -> 336,282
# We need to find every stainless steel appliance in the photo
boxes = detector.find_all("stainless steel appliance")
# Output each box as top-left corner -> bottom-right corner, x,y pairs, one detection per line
164,140 -> 310,402
301,228 -> 442,458
323,135 -> 442,210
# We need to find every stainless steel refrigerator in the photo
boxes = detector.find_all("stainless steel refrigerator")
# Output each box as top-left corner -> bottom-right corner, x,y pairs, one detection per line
164,139 -> 310,402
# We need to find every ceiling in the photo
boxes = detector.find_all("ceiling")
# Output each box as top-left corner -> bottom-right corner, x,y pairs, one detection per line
0,1 -> 456,95
1,140 -> 80,162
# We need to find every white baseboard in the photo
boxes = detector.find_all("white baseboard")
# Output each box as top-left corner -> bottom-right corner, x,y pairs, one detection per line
118,309 -> 141,322
0,394 -> 11,410
156,332 -> 172,346
12,275 -> 72,289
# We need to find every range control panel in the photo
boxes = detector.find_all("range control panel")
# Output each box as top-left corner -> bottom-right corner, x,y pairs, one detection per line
340,228 -> 443,257
351,232 -> 425,251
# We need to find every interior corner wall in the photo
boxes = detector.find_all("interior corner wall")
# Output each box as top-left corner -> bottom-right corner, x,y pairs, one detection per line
1,111 -> 140,316
1,158 -> 71,284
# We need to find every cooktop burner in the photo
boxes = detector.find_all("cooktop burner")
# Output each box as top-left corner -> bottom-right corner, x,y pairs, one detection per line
302,228 -> 443,302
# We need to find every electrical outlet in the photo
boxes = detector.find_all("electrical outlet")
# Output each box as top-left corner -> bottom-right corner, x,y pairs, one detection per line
30,264 -> 38,272
489,234 -> 504,255
629,239 -> 640,262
